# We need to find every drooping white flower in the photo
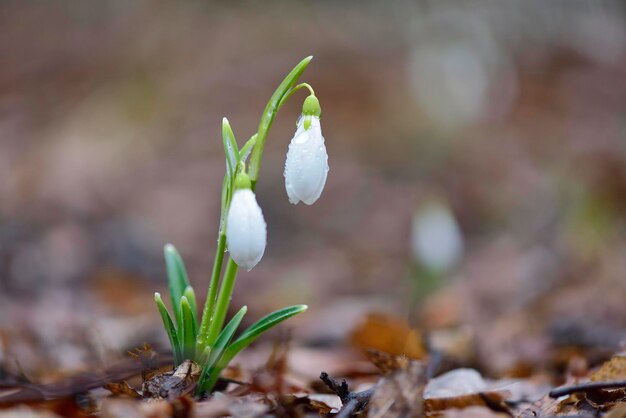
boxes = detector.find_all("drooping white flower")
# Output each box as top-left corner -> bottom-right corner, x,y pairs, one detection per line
226,188 -> 267,271
284,115 -> 329,205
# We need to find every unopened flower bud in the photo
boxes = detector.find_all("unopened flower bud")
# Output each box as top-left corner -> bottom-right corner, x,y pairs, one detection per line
284,99 -> 329,205
226,173 -> 267,271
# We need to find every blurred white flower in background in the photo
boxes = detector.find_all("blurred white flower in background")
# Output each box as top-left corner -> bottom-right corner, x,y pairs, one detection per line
410,41 -> 489,129
405,1 -> 626,134
407,9 -> 517,132
411,200 -> 463,273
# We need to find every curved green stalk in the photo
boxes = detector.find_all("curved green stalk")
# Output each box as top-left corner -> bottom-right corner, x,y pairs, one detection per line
277,83 -> 316,111
248,56 -> 313,186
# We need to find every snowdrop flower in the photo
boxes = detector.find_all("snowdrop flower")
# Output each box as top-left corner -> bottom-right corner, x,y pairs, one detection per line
226,172 -> 267,271
284,95 -> 329,205
411,201 -> 463,273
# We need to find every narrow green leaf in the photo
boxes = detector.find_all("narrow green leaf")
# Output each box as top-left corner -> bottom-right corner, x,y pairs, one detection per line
198,346 -> 211,365
219,173 -> 231,234
249,56 -> 313,183
224,305 -> 307,363
206,305 -> 247,368
154,292 -> 183,365
222,117 -> 239,178
198,305 -> 307,394
196,306 -> 247,395
164,244 -> 191,332
180,296 -> 197,361
239,134 -> 257,163
183,286 -> 198,331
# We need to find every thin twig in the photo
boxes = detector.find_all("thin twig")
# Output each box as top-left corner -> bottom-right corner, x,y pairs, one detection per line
549,380 -> 626,398
335,399 -> 359,418
320,372 -> 375,417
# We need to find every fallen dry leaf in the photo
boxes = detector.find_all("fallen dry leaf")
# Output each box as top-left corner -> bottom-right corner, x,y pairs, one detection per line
424,391 -> 509,415
584,389 -> 626,410
128,344 -> 164,382
439,405 -> 510,418
227,393 -> 270,418
100,398 -> 176,418
275,394 -> 333,417
0,406 -> 63,418
605,404 -> 626,418
350,313 -> 427,360
423,369 -> 512,415
103,381 -> 141,398
517,394 -> 568,418
190,393 -> 232,418
368,358 -> 427,418
366,349 -> 412,375
592,356 -> 626,382
307,393 -> 342,412
142,360 -> 201,400
0,351 -> 171,405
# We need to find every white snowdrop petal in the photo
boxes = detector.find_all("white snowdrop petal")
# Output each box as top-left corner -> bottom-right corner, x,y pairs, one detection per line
226,189 -> 267,271
285,177 -> 301,205
284,116 -> 329,205
302,162 -> 328,205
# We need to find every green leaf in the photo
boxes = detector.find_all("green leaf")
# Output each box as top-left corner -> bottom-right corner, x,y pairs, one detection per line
196,306 -> 247,395
154,292 -> 183,365
224,305 -> 307,363
180,296 -> 197,361
198,305 -> 307,394
239,134 -> 257,163
249,56 -> 313,183
164,244 -> 191,332
206,306 -> 247,368
222,117 -> 239,178
219,173 -> 231,234
197,346 -> 211,365
183,286 -> 198,331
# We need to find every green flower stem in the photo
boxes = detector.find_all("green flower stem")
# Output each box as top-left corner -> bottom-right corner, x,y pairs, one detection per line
249,56 -> 312,186
205,257 -> 239,346
197,232 -> 227,351
277,83 -> 316,110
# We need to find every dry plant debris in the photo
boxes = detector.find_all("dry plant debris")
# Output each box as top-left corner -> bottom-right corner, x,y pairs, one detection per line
2,309 -> 626,417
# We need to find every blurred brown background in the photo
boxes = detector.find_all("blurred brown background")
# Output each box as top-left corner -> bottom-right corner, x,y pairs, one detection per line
1,1 -> 626,380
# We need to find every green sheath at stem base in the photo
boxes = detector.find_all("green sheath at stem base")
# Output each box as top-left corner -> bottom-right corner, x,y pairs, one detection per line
197,233 -> 226,351
205,258 -> 239,346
